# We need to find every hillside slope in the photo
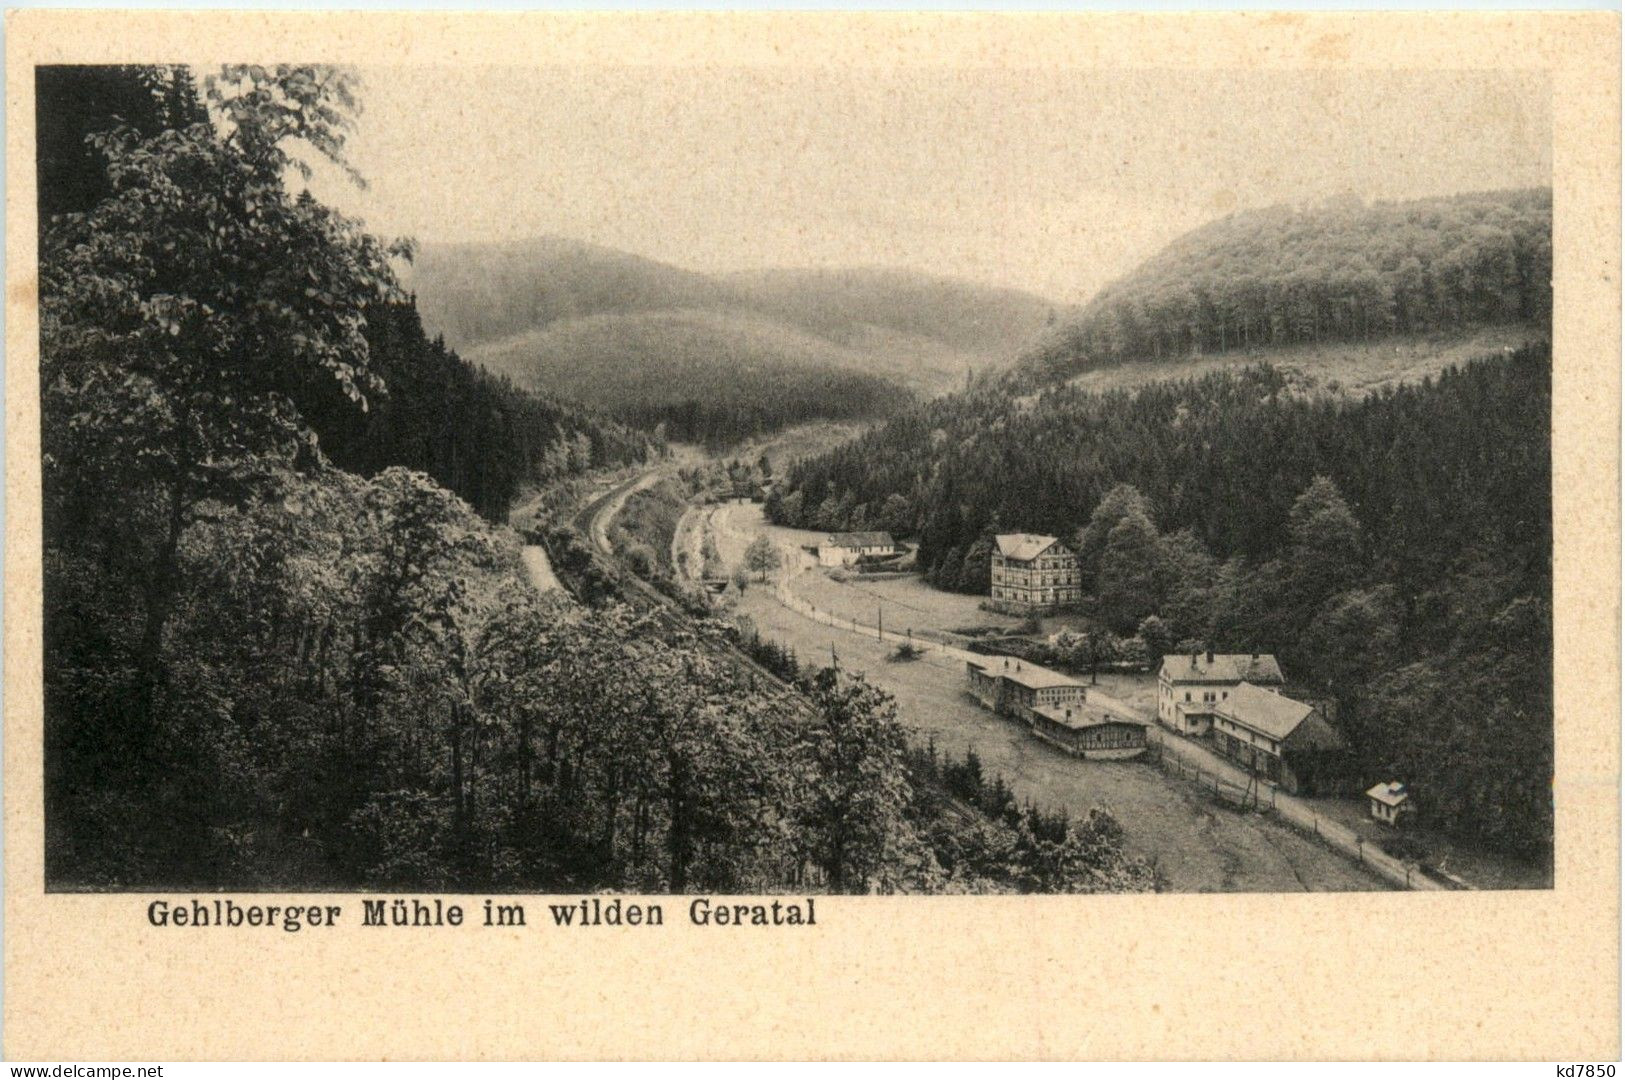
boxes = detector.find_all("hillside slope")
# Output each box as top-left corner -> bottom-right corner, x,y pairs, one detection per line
763,189 -> 1555,862
1017,188 -> 1551,386
408,237 -> 734,349
466,307 -> 914,443
770,345 -> 1554,861
719,265 -> 1061,358
405,237 -> 1060,442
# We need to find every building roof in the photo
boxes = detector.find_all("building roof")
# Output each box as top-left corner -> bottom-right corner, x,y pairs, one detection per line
1214,682 -> 1318,742
1034,702 -> 1149,730
985,657 -> 1082,691
995,533 -> 1064,561
1160,652 -> 1284,685
1366,782 -> 1411,807
823,531 -> 894,549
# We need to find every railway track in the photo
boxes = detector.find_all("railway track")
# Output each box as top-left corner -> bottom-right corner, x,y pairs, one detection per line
561,469 -> 815,713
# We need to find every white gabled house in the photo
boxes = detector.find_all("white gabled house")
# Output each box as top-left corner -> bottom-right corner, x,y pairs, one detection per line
1156,649 -> 1284,735
816,531 -> 897,567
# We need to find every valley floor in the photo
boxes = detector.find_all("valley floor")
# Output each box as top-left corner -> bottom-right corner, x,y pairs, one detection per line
678,497 -> 1552,892
689,500 -> 1388,893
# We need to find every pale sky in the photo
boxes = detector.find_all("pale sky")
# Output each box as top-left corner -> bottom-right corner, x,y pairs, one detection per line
311,66 -> 1551,304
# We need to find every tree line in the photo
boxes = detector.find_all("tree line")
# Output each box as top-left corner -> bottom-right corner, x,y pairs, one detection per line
1017,189 -> 1551,384
615,364 -> 912,449
309,301 -> 653,523
769,348 -> 1553,858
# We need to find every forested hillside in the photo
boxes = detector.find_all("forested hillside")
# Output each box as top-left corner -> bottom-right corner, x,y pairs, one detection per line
719,266 -> 1062,355
39,64 -> 1152,894
302,302 -> 652,521
766,186 -> 1556,859
770,347 -> 1553,858
465,308 -> 913,447
1018,189 -> 1551,385
407,237 -> 1059,444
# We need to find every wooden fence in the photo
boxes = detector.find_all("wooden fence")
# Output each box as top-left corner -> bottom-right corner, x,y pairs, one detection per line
1151,737 -> 1454,892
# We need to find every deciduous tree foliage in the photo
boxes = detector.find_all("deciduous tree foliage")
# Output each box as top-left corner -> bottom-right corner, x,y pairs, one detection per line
42,64 -> 407,731
39,65 -> 650,531
744,534 -> 781,581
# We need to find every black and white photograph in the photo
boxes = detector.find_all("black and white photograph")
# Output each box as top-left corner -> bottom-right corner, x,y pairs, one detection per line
37,58 -> 1555,899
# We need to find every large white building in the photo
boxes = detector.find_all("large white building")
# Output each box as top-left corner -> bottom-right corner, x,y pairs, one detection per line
989,533 -> 1081,610
1155,650 -> 1284,735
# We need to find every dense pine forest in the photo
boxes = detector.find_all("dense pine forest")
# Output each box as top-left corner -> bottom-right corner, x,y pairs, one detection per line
593,354 -> 913,448
305,301 -> 653,522
1018,189 -> 1551,385
467,307 -> 918,448
39,64 -> 1153,894
770,346 -> 1552,858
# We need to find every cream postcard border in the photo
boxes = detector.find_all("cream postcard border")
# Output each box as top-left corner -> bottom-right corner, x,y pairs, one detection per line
3,10 -> 1618,1060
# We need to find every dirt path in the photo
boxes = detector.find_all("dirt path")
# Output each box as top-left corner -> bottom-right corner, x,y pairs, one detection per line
520,545 -> 562,593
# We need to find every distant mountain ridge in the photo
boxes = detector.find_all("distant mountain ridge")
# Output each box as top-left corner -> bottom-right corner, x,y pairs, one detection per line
406,237 -> 1062,392
408,238 -> 1060,354
716,265 -> 1063,358
406,237 -> 736,350
403,236 -> 1064,445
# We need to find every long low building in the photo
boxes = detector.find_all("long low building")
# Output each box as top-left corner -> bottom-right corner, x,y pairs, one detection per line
966,657 -> 1086,724
965,658 -> 1148,760
816,531 -> 897,567
1030,702 -> 1148,760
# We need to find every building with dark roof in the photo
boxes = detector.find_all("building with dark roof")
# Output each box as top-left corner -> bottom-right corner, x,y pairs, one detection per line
965,657 -> 1087,724
965,657 -> 1146,758
1030,701 -> 1149,760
